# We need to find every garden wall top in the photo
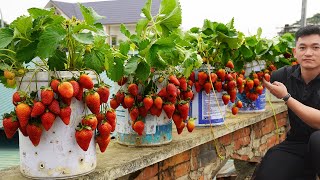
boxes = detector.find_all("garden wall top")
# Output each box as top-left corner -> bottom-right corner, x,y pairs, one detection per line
0,102 -> 287,180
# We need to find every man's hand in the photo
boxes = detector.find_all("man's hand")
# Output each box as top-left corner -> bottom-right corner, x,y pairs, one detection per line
262,78 -> 288,99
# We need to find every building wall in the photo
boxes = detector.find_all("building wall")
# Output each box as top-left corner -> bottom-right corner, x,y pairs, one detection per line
105,24 -> 136,46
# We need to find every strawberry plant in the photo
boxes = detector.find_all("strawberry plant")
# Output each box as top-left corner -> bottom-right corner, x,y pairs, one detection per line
106,0 -> 202,135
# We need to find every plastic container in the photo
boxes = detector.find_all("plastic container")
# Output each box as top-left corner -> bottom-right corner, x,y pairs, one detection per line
236,88 -> 266,112
190,88 -> 226,126
17,71 -> 96,179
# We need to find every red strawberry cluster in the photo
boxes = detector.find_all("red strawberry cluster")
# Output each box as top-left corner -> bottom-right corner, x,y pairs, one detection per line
111,73 -> 195,135
189,61 -> 244,115
3,73 -> 114,153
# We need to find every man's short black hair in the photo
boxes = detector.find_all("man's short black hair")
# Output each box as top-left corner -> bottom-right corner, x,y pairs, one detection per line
295,25 -> 320,43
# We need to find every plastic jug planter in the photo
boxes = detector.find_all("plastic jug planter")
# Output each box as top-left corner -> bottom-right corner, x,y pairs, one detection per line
17,71 -> 96,179
113,81 -> 173,146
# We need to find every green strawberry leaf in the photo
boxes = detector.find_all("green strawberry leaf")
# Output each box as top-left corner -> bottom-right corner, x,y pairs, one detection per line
135,18 -> 149,37
72,32 -> 94,44
16,41 -> 38,63
10,16 -> 33,39
120,24 -> 131,38
156,0 -> 182,33
48,49 -> 67,71
28,8 -> 55,19
135,60 -> 150,82
142,0 -> 152,20
0,28 -> 14,48
106,57 -> 124,81
119,41 -> 130,55
79,3 -> 105,25
84,49 -> 105,74
37,25 -> 66,58
124,56 -> 139,75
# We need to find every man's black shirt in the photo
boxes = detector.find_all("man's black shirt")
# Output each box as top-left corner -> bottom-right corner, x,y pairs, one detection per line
270,64 -> 320,142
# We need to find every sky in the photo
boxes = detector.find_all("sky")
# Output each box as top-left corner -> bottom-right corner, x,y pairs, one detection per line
0,0 -> 320,38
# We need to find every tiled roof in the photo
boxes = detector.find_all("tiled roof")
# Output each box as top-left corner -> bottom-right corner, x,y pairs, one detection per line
49,0 -> 161,25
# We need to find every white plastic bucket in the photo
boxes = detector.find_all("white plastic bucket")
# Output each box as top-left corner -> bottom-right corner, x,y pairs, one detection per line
17,71 -> 96,179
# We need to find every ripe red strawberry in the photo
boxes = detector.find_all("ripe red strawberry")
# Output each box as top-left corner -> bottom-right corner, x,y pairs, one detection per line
187,80 -> 193,87
31,101 -> 46,118
176,121 -> 185,134
117,76 -> 127,86
143,96 -> 153,111
213,81 -> 222,92
166,83 -> 177,97
149,105 -> 162,117
228,88 -> 237,103
157,87 -> 167,98
50,79 -> 60,93
41,111 -> 56,131
108,117 -> 116,132
226,60 -> 234,69
154,96 -> 163,109
85,91 -> 100,115
198,71 -> 208,85
264,73 -> 271,82
81,114 -> 98,130
19,125 -> 28,137
255,85 -> 264,95
26,123 -> 43,147
2,113 -> 19,139
128,83 -> 139,96
169,75 -> 180,86
96,135 -> 111,153
183,89 -> 194,100
216,69 -> 226,82
232,106 -> 239,115
115,91 -> 125,104
227,80 -> 236,90
178,77 -> 187,91
129,106 -> 139,121
222,94 -> 230,105
133,121 -> 145,136
163,103 -> 175,119
189,71 -> 195,82
41,87 -> 54,105
79,74 -> 94,89
58,82 -> 74,99
138,106 -> 148,117
253,78 -> 260,86
210,73 -> 218,83
97,84 -> 110,103
59,106 -> 72,125
195,82 -> 202,92
236,77 -> 243,86
177,101 -> 189,120
172,112 -> 182,128
187,118 -> 195,132
69,80 -> 80,97
75,86 -> 84,101
16,103 -> 32,127
110,97 -> 120,109
203,82 -> 212,94
48,99 -> 61,115
246,79 -> 254,90
96,113 -> 105,125
98,121 -> 112,138
123,95 -> 134,109
106,109 -> 116,122
75,125 -> 93,151
236,101 -> 243,108
12,91 -> 26,106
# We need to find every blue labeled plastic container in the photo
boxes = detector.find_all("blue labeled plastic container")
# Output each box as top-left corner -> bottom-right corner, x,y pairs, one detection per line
230,88 -> 266,112
115,106 -> 172,146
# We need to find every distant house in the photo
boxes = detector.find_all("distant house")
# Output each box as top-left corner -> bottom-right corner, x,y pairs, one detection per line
45,0 -> 161,46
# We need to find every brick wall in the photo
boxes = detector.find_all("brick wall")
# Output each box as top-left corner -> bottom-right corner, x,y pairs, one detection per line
119,111 -> 289,180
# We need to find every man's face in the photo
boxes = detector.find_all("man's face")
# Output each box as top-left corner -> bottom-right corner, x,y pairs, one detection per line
293,34 -> 320,70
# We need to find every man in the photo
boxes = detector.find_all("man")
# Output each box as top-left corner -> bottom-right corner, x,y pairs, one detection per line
253,25 -> 320,180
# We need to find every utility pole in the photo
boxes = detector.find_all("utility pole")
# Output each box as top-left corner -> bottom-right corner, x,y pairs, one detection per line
301,0 -> 307,27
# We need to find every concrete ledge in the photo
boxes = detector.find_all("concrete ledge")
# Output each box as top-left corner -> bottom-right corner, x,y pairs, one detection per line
0,102 -> 287,180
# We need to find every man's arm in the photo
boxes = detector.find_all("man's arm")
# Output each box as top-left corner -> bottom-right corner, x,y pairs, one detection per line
263,79 -> 320,129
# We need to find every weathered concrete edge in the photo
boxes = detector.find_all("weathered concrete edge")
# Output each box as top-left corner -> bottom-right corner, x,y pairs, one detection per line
82,103 -> 288,180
